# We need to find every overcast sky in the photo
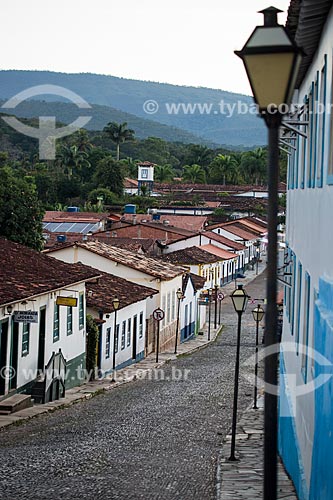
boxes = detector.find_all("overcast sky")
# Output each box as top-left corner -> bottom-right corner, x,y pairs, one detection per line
1,0 -> 290,96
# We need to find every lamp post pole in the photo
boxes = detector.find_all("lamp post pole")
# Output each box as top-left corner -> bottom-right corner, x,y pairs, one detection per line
252,305 -> 265,410
174,288 -> 183,355
263,115 -> 281,496
229,310 -> 243,461
228,284 -> 248,461
214,284 -> 218,328
208,290 -> 212,341
112,296 -> 119,382
253,315 -> 260,410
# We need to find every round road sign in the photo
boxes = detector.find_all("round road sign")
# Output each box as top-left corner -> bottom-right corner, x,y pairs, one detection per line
217,293 -> 225,301
153,308 -> 165,321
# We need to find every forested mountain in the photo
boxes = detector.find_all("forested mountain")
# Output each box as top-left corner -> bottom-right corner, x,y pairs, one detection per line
0,70 -> 266,147
0,100 -> 219,148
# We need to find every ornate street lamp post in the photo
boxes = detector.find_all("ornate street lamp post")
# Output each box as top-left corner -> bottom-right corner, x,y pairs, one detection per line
174,288 -> 183,354
112,296 -> 120,382
235,6 -> 304,498
229,284 -> 249,461
252,305 -> 265,409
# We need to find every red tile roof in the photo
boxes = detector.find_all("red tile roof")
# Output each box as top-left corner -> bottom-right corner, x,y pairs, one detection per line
48,241 -> 187,280
121,214 -> 207,232
161,246 -> 222,265
0,238 -> 100,306
78,266 -> 158,312
43,211 -> 110,223
200,244 -> 237,260
203,231 -> 246,251
217,224 -> 258,241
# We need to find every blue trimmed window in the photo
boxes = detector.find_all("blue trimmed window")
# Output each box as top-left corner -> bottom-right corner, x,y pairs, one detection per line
127,318 -> 131,347
115,324 -> 119,353
22,322 -> 30,356
139,312 -> 143,338
121,321 -> 126,350
317,56 -> 327,187
307,84 -> 315,188
295,261 -> 302,348
327,55 -> 333,184
300,95 -> 308,189
78,293 -> 84,330
105,327 -> 111,359
301,272 -> 311,382
53,303 -> 60,342
67,306 -> 73,335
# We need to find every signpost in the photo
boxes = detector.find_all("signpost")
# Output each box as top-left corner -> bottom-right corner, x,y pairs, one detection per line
13,311 -> 38,323
56,296 -> 78,307
153,308 -> 165,362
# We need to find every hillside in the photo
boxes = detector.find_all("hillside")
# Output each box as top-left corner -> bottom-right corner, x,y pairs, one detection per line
0,100 -> 219,148
0,70 -> 266,147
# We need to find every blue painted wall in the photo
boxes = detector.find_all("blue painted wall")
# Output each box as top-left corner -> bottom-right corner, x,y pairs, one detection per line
279,355 -> 308,500
309,277 -> 333,500
279,276 -> 333,500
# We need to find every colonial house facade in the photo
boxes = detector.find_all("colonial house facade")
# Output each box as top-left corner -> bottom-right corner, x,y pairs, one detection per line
0,238 -> 100,399
45,241 -> 186,353
279,2 -> 333,499
84,267 -> 158,375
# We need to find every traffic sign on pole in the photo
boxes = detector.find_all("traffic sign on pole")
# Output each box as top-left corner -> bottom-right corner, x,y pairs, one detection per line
217,293 -> 225,301
153,308 -> 165,321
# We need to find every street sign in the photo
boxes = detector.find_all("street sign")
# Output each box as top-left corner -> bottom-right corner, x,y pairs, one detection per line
153,308 -> 165,321
217,293 -> 225,301
13,311 -> 38,323
56,296 -> 78,307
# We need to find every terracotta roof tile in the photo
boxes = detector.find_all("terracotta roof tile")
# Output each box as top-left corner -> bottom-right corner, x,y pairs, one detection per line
53,240 -> 186,280
200,244 -> 237,260
73,265 -> 158,312
203,231 -> 246,251
161,246 -> 222,265
0,238 -> 100,306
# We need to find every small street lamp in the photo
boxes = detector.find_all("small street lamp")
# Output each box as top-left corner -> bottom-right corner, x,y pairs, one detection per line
235,6 -> 304,498
174,288 -> 184,354
112,296 -> 120,382
252,305 -> 265,409
229,284 -> 249,461
253,239 -> 261,275
208,289 -> 212,341
214,284 -> 218,329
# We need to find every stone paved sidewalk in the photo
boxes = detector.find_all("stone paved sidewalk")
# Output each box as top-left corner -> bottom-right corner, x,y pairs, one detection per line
217,396 -> 297,499
217,258 -> 298,499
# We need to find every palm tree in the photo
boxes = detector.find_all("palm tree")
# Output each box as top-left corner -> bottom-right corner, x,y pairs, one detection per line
103,122 -> 135,161
240,147 -> 267,184
154,164 -> 175,182
58,145 -> 91,180
182,164 -> 206,184
209,154 -> 241,185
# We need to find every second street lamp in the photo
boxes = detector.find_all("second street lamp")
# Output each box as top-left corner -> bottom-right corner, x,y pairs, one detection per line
229,284 -> 249,461
174,288 -> 183,354
112,296 -> 120,382
235,6 -> 304,499
252,305 -> 265,409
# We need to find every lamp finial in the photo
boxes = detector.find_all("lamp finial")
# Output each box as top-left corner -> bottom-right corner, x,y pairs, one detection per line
259,6 -> 283,27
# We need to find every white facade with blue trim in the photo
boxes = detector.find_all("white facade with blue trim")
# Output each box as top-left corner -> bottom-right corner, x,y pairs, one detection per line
279,2 -> 333,499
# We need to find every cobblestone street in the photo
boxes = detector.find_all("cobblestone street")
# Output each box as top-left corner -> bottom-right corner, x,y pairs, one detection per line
0,273 -> 268,500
